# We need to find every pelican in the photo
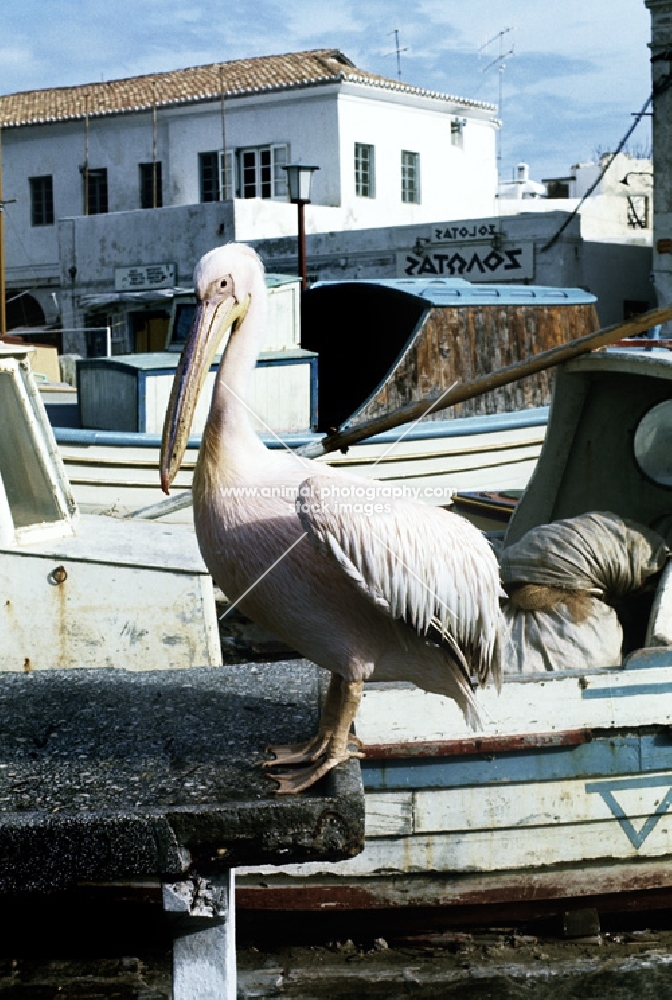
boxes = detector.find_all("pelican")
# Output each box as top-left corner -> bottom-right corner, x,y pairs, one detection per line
160,244 -> 503,794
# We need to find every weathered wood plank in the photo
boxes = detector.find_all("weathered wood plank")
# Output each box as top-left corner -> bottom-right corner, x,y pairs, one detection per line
361,736 -> 654,791
413,770 -> 672,834
352,303 -> 600,425
235,856 -> 672,911
239,809 -> 672,878
363,729 -> 591,760
365,792 -> 413,838
356,667 -> 672,746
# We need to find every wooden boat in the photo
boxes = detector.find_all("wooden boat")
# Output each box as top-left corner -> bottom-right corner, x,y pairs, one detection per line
48,276 -> 598,517
450,489 -> 520,531
0,345 -> 221,672
53,408 -> 548,518
234,347 -> 672,923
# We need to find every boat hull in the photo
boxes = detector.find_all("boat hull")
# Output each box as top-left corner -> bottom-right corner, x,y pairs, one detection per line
54,408 -> 548,519
236,651 -> 672,918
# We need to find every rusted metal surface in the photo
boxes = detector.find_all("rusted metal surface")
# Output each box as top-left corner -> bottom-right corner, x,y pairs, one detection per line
361,729 -> 593,760
353,302 -> 599,425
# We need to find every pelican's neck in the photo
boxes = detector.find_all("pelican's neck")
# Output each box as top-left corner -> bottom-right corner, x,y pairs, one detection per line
200,285 -> 267,484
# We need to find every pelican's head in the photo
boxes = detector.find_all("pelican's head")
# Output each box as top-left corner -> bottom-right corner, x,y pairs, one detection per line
160,243 -> 264,493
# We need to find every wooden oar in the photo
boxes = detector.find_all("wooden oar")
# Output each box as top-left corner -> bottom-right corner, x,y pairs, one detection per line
131,304 -> 672,520
298,304 -> 672,460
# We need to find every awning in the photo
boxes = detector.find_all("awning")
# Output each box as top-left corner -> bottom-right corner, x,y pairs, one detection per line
79,288 -> 193,309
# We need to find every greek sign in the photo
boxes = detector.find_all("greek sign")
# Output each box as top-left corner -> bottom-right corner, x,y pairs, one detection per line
115,263 -> 177,291
396,243 -> 534,282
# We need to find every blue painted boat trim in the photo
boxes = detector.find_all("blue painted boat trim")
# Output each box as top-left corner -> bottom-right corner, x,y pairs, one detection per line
54,405 -> 549,450
361,732 -> 672,792
624,649 -> 672,670
586,774 -> 672,848
582,682 -> 672,699
311,278 -> 597,308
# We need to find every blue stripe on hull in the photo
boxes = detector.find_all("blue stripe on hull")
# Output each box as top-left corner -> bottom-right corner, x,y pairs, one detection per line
53,406 -> 549,449
361,733 -> 672,791
582,682 -> 672,699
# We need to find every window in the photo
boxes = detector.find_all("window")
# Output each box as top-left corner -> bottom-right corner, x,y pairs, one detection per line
84,168 -> 108,215
199,151 -> 220,202
451,119 -> 465,149
401,150 -> 420,204
546,179 -> 571,199
240,145 -> 288,199
139,162 -> 163,209
199,147 -> 284,201
29,175 -> 54,226
219,151 -> 234,201
355,143 -> 375,198
627,194 -> 649,229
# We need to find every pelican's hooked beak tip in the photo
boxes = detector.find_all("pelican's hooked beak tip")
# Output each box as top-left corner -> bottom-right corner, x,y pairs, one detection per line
161,471 -> 171,495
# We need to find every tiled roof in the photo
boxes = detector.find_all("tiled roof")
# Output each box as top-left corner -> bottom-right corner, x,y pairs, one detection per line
0,49 -> 495,128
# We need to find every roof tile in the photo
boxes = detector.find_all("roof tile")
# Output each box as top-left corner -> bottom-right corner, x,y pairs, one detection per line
0,49 -> 494,128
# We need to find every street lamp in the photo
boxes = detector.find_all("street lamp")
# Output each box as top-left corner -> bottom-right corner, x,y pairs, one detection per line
283,164 -> 319,290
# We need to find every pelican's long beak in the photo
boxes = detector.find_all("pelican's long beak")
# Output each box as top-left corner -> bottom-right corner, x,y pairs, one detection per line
160,294 -> 250,493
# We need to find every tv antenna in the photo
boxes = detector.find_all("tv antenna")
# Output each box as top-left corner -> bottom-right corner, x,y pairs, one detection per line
479,26 -> 514,181
386,29 -> 408,80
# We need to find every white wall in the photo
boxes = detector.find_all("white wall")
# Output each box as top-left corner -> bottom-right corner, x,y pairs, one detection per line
166,87 -> 342,207
3,79 -> 498,288
336,86 -> 497,228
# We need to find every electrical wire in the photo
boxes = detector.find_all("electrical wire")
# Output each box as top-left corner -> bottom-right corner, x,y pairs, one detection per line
539,90 -> 656,254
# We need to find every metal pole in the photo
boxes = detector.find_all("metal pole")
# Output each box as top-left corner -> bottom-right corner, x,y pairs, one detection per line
219,67 -> 227,199
297,200 -> 307,290
152,97 -> 158,209
84,95 -> 89,216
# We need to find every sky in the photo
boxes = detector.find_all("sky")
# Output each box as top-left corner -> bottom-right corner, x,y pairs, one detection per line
0,0 -> 653,183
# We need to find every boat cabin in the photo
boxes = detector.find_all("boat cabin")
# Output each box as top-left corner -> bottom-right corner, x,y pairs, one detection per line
302,277 -> 598,432
507,349 -> 672,546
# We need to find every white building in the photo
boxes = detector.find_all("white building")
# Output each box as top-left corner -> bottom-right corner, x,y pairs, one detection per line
497,153 -> 653,246
497,162 -> 546,201
0,48 -> 499,340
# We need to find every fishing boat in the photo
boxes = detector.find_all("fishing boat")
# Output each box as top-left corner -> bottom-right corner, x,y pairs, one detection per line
234,347 -> 672,925
53,409 -> 548,519
48,276 -> 597,517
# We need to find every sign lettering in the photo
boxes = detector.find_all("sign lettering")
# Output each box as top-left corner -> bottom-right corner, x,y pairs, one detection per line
396,243 -> 534,282
115,263 -> 177,291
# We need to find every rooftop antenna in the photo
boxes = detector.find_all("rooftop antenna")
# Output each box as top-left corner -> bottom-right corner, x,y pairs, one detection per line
479,26 -> 514,184
386,29 -> 408,80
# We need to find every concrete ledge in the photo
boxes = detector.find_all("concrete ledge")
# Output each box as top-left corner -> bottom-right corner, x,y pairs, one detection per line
0,662 -> 364,892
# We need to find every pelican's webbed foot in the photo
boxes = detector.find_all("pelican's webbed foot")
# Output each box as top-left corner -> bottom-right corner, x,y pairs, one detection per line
263,676 -> 364,794
269,749 -> 360,795
263,732 -> 362,768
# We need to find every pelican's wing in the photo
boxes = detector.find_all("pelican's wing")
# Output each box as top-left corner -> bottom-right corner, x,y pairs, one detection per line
296,474 -> 503,686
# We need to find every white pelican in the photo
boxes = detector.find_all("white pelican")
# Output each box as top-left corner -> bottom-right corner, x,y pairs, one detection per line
160,244 -> 503,793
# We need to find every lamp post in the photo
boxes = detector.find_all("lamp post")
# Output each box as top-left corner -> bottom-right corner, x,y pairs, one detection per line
283,164 -> 319,290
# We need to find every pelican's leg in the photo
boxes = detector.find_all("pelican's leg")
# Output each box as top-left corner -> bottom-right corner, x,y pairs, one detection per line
263,674 -> 361,768
270,679 -> 365,795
